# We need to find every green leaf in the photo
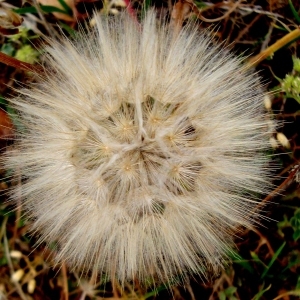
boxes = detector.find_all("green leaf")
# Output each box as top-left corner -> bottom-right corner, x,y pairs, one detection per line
1,43 -> 15,57
14,5 -> 69,15
6,105 -> 24,133
296,276 -> 300,290
230,252 -> 255,274
13,6 -> 38,14
17,217 -> 26,228
261,242 -> 286,279
218,291 -> 226,300
288,0 -> 300,24
0,95 -> 7,106
142,0 -> 151,19
293,229 -> 300,241
144,284 -> 168,299
0,256 -> 8,266
15,44 -> 40,64
195,1 -> 209,8
0,207 -> 15,217
252,284 -> 271,300
58,21 -> 76,37
225,286 -> 237,296
282,256 -> 300,272
144,0 -> 151,11
250,251 -> 267,268
58,0 -> 73,15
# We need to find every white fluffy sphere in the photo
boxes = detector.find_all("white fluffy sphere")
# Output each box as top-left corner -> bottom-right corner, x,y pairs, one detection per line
5,11 -> 272,284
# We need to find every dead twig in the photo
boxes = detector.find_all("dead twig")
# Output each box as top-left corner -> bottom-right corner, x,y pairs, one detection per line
0,51 -> 44,74
247,27 -> 300,67
61,262 -> 69,300
254,164 -> 300,213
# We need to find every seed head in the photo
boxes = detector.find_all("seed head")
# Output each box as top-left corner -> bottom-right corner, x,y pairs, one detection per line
5,12 -> 272,285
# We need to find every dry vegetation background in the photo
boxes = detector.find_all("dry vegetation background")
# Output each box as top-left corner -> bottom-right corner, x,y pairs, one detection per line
0,0 -> 300,299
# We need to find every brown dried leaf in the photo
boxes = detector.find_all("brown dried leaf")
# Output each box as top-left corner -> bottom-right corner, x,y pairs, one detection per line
170,0 -> 192,35
0,7 -> 23,35
0,110 -> 14,139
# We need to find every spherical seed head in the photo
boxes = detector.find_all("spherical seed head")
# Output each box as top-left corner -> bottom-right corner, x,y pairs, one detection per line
5,12 -> 272,284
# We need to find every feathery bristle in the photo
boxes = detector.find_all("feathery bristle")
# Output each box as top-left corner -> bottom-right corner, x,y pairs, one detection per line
4,11 -> 273,285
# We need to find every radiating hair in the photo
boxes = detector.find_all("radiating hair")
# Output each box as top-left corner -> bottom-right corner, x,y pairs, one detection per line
4,11 -> 273,285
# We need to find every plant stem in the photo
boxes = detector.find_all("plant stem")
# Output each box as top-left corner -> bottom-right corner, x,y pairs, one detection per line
247,27 -> 300,67
0,51 -> 44,74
